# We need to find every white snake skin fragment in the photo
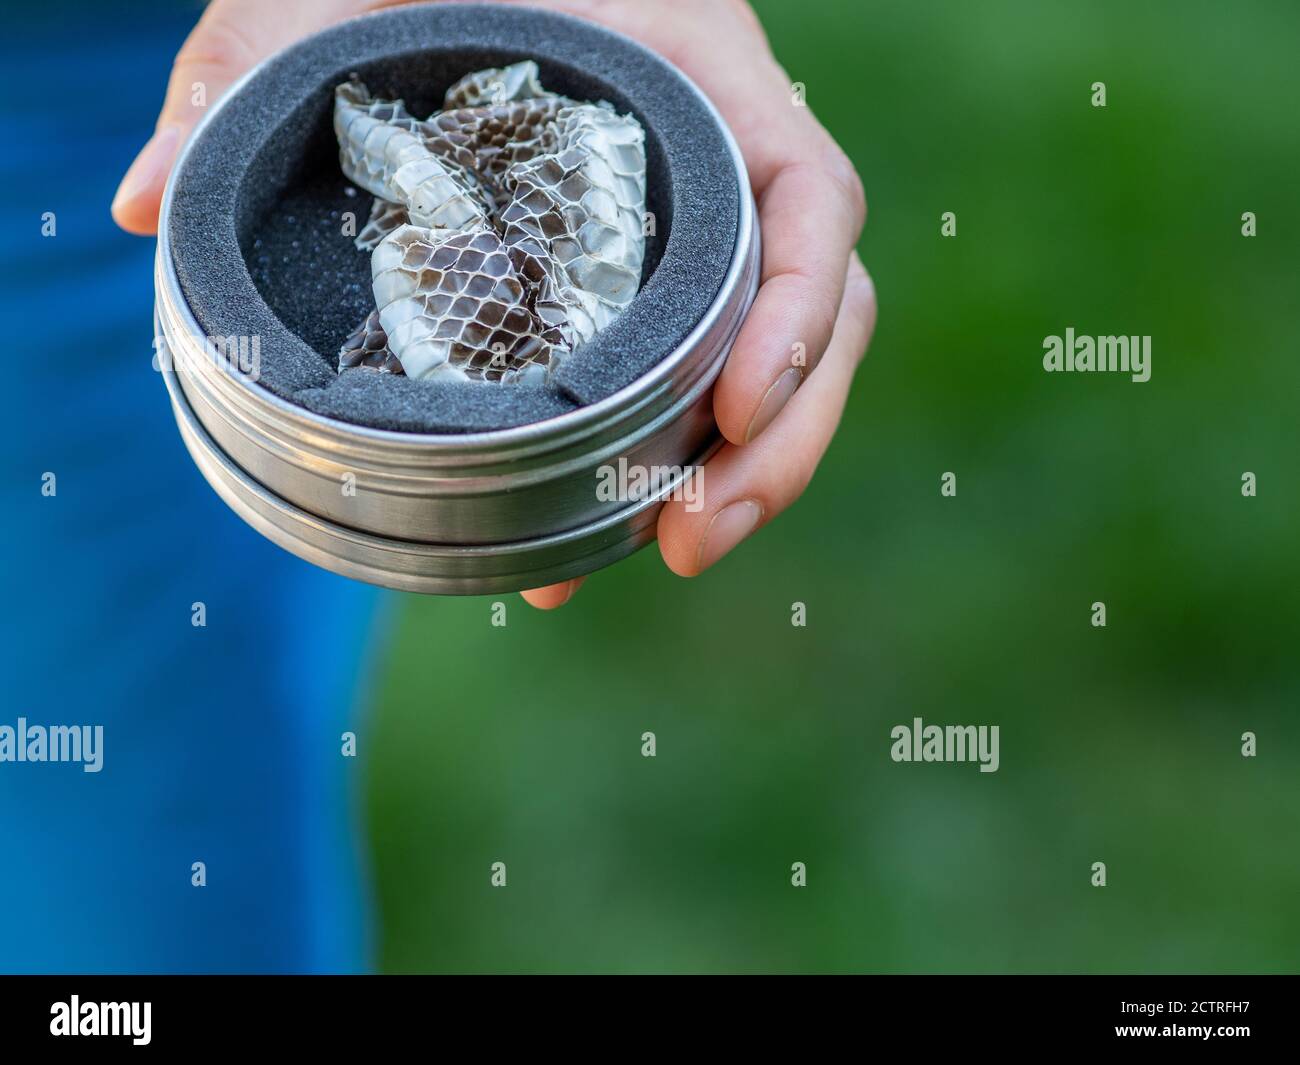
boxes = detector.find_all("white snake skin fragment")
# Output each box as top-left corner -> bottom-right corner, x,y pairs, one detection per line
338,309 -> 404,374
355,197 -> 409,252
333,66 -> 646,385
442,60 -> 553,108
425,97 -> 567,211
334,81 -> 489,229
371,224 -> 554,383
502,103 -> 647,347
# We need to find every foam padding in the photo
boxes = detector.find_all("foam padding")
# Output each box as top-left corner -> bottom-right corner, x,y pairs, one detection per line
168,2 -> 741,434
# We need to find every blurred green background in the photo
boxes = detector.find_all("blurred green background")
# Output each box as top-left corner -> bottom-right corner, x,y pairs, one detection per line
364,0 -> 1300,972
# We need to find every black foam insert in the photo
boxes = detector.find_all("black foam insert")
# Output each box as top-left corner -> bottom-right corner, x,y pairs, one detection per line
167,2 -> 741,434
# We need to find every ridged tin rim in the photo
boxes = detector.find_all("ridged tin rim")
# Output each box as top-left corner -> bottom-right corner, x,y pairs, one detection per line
162,357 -> 724,593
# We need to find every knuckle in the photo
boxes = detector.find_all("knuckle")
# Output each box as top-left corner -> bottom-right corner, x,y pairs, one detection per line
769,445 -> 819,508
727,0 -> 766,35
840,260 -> 878,365
785,462 -> 817,507
805,284 -> 841,347
821,144 -> 866,230
843,258 -> 876,317
175,11 -> 259,76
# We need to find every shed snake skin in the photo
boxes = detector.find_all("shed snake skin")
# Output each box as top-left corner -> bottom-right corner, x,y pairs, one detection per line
333,61 -> 647,384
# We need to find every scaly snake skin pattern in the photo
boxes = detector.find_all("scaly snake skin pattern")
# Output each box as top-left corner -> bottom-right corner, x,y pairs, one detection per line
334,62 -> 647,384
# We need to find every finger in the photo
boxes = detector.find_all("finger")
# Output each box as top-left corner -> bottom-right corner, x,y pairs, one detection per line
112,0 -> 337,235
520,577 -> 586,610
713,136 -> 867,446
659,255 -> 876,576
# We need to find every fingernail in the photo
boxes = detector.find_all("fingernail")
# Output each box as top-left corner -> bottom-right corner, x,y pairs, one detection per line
112,125 -> 181,216
745,367 -> 803,443
697,499 -> 763,572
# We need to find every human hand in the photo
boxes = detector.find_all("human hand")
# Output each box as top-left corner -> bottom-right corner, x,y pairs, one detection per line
112,0 -> 876,609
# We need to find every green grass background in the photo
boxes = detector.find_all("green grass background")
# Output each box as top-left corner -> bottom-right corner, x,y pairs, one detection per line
363,0 -> 1300,972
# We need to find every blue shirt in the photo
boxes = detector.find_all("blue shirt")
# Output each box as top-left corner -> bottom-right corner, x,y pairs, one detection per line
0,0 -> 385,973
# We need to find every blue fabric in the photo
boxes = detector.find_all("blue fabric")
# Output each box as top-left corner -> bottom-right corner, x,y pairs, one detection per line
0,2 -> 386,973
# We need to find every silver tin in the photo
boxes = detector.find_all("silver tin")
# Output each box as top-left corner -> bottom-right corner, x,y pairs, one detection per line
155,49 -> 759,596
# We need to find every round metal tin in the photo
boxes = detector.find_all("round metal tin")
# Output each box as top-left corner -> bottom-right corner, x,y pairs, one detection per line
155,13 -> 759,594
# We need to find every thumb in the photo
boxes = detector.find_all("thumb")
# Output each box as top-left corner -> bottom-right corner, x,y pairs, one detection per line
112,0 -> 333,235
